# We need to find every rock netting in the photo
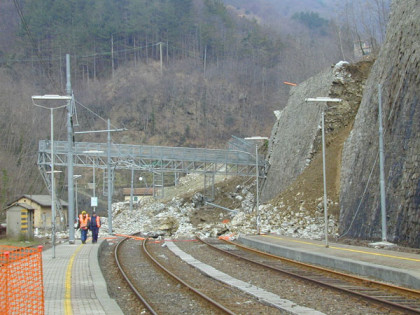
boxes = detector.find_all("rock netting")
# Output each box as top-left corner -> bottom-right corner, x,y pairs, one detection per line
339,0 -> 420,247
261,60 -> 371,203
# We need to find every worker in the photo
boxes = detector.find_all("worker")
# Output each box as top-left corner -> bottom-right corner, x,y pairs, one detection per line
89,210 -> 101,243
77,211 -> 90,244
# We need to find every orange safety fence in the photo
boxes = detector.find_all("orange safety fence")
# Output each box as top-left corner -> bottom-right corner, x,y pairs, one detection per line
218,233 -> 236,241
114,233 -> 146,240
283,81 -> 297,86
0,245 -> 44,315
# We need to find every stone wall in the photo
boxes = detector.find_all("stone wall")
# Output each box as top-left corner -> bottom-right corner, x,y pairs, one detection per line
339,0 -> 420,247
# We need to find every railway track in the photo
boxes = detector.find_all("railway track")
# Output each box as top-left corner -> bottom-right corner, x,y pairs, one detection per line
114,235 -> 155,314
197,237 -> 420,315
115,235 -> 231,314
114,234 -> 281,314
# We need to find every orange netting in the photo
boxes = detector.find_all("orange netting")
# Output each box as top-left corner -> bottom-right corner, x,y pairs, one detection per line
0,245 -> 44,315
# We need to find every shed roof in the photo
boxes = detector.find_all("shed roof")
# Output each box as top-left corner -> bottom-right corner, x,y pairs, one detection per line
9,195 -> 68,207
4,202 -> 35,212
122,188 -> 154,196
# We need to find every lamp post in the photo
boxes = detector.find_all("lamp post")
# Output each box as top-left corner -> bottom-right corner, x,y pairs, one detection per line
245,136 -> 268,235
32,95 -> 72,258
83,150 -> 104,213
305,97 -> 342,248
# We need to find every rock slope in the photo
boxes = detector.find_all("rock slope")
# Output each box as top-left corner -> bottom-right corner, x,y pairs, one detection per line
339,0 -> 420,247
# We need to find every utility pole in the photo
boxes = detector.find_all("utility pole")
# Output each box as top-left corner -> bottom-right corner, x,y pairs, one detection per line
107,119 -> 113,234
66,54 -> 75,244
111,35 -> 114,79
321,112 -> 328,247
75,120 -> 126,235
378,84 -> 387,242
159,42 -> 163,75
166,40 -> 169,64
130,166 -> 134,211
255,144 -> 260,234
134,38 -> 137,67
204,45 -> 207,76
245,136 -> 268,235
93,41 -> 96,81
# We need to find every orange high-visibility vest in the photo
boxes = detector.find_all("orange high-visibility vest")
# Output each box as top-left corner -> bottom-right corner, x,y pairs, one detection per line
92,215 -> 101,228
79,214 -> 90,230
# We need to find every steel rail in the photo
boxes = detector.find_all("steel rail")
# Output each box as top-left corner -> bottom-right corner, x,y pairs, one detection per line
114,235 -> 157,315
226,238 -> 420,296
198,237 -> 420,314
142,238 -> 236,315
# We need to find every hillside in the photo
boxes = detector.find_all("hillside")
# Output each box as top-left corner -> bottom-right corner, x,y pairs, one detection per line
0,0 -> 358,211
0,0 -> 397,252
260,0 -> 419,248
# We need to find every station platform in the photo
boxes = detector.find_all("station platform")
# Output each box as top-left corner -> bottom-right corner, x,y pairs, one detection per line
42,239 -> 123,315
236,234 -> 420,290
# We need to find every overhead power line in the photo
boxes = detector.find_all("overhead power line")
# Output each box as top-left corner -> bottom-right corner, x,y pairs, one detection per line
0,41 -> 162,64
74,99 -> 122,130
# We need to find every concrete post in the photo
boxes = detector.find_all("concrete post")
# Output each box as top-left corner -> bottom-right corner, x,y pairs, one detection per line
66,54 -> 75,244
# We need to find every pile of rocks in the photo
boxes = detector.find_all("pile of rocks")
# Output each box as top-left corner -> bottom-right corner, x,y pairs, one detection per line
98,174 -> 338,241
38,174 -> 338,242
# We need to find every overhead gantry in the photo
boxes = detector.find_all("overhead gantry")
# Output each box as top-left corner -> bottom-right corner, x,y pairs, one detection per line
37,139 -> 267,229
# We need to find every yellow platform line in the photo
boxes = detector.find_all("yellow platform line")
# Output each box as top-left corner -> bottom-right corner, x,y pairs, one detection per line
65,244 -> 84,315
262,234 -> 420,262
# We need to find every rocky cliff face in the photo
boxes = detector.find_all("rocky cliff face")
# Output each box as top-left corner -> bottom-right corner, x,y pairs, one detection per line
261,0 -> 419,248
260,61 -> 371,203
339,0 -> 420,247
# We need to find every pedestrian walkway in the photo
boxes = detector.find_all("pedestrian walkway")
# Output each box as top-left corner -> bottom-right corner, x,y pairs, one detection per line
42,239 -> 123,315
237,234 -> 420,290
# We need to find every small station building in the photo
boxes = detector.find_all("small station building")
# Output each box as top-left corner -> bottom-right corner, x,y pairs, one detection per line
122,188 -> 154,202
5,195 -> 68,239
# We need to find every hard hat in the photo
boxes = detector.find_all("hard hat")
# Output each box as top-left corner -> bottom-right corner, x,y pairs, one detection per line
82,211 -> 86,214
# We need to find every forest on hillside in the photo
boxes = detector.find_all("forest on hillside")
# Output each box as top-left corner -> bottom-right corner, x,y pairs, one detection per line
0,0 -> 389,210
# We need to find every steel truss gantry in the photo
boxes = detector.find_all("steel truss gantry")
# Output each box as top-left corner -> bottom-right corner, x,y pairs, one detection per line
38,140 -> 265,175
37,139 -> 266,230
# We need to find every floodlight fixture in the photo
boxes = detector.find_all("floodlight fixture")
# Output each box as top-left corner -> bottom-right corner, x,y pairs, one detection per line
32,95 -> 72,101
244,136 -> 269,140
305,97 -> 342,102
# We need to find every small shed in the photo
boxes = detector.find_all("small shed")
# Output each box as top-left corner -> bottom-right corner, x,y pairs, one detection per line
6,195 -> 68,231
6,203 -> 35,239
122,188 -> 154,202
